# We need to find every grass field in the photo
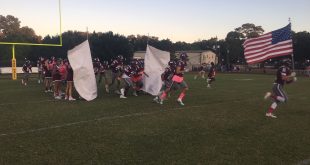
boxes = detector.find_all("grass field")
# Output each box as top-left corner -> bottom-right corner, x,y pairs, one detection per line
0,73 -> 309,165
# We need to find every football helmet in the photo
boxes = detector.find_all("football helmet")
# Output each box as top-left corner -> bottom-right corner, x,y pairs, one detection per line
180,52 -> 188,61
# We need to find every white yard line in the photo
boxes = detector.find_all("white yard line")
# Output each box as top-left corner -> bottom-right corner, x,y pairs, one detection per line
233,79 -> 254,81
296,158 -> 310,165
0,105 -> 206,137
0,97 -> 257,137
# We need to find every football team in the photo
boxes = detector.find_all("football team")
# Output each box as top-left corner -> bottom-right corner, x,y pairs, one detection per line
21,54 -> 297,119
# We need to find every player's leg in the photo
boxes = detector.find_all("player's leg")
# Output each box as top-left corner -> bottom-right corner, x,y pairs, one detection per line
266,84 -> 287,118
177,81 -> 188,106
159,80 -> 174,104
154,81 -> 165,103
68,81 -> 76,101
119,78 -> 127,98
65,81 -> 69,100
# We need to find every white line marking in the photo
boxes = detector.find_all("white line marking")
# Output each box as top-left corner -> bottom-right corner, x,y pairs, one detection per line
0,98 -> 258,137
0,105 -> 205,137
233,79 -> 254,81
296,158 -> 310,165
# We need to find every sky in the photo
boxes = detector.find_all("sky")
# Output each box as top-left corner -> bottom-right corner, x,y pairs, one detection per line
1,0 -> 310,43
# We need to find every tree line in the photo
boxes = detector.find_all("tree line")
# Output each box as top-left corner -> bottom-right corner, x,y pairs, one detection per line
1,15 -> 310,68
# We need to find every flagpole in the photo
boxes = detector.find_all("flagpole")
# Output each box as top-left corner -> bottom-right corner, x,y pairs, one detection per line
289,18 -> 295,71
86,27 -> 89,40
147,33 -> 150,45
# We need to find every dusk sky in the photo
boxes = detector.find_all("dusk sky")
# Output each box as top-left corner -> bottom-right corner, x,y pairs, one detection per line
1,0 -> 310,42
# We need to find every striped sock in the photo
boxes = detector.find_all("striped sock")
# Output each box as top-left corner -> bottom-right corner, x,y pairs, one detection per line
160,92 -> 167,100
178,92 -> 185,100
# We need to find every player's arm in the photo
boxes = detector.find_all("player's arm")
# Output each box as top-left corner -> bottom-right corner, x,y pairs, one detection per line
282,72 -> 297,82
175,66 -> 182,74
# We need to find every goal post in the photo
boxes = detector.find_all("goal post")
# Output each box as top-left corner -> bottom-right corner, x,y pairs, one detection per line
0,0 -> 63,80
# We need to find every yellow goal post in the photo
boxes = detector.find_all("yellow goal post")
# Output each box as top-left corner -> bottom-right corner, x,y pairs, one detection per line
0,0 -> 63,80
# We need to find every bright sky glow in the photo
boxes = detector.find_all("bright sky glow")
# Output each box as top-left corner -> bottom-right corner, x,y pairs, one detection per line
1,0 -> 309,42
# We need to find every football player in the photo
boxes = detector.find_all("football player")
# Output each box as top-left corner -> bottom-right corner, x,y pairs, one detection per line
93,58 -> 101,83
264,59 -> 297,118
22,59 -> 32,86
119,64 -> 135,98
99,60 -> 110,93
160,53 -> 189,106
194,63 -> 206,80
207,62 -> 216,88
154,60 -> 176,103
109,55 -> 124,95
131,59 -> 144,96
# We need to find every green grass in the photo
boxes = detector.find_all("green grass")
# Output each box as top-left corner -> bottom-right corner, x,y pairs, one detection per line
0,73 -> 309,165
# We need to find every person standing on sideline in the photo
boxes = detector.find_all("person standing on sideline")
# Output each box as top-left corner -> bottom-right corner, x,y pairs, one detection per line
65,61 -> 76,101
52,59 -> 62,99
207,62 -> 216,88
43,59 -> 53,92
37,57 -> 44,84
264,59 -> 297,118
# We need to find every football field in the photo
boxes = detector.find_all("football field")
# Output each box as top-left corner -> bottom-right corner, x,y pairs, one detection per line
0,73 -> 309,164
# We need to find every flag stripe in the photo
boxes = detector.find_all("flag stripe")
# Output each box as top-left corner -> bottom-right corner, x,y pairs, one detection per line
243,24 -> 293,64
243,34 -> 271,48
246,46 -> 293,61
245,40 -> 292,57
247,51 -> 293,64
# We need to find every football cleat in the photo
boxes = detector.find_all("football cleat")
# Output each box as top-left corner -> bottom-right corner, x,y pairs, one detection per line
120,95 -> 127,99
177,98 -> 185,106
105,87 -> 110,93
265,113 -> 277,118
55,96 -> 62,100
69,97 -> 76,101
153,97 -> 160,103
264,92 -> 272,100
114,90 -> 121,95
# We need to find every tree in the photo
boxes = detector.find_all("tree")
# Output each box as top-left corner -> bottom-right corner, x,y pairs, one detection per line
225,31 -> 244,64
0,15 -> 21,39
0,15 -> 42,66
293,31 -> 310,65
235,23 -> 264,39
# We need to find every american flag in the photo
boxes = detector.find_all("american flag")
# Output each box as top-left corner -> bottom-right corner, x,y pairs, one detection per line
243,24 -> 293,64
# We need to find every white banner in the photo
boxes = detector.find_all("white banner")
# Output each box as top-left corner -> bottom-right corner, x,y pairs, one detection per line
68,40 -> 97,101
142,45 -> 170,96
